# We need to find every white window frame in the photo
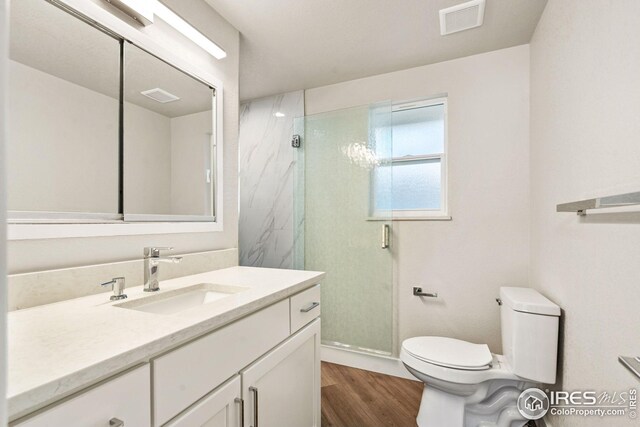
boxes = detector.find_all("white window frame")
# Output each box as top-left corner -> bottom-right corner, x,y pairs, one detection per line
387,97 -> 449,220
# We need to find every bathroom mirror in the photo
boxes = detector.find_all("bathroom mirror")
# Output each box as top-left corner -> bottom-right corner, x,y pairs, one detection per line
7,0 -> 221,230
123,43 -> 217,221
7,0 -> 121,217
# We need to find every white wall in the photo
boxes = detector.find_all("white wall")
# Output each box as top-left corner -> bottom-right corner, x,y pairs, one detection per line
305,45 -> 530,354
7,0 -> 240,273
8,60 -> 119,213
8,61 -> 175,215
170,110 -> 213,215
124,102 -> 172,215
0,0 -> 8,422
530,2 -> 640,426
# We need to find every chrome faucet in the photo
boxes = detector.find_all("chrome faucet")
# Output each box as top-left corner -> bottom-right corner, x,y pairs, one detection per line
143,247 -> 182,292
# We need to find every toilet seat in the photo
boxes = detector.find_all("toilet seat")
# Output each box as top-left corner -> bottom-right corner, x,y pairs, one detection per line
402,336 -> 493,371
400,347 -> 519,385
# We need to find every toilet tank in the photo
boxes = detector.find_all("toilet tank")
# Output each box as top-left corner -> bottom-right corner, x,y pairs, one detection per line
500,287 -> 560,384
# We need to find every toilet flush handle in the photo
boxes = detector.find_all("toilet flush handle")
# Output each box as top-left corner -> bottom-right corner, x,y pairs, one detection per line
496,298 -> 502,306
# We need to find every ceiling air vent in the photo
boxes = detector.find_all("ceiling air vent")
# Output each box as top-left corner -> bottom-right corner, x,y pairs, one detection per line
439,0 -> 486,36
140,88 -> 180,103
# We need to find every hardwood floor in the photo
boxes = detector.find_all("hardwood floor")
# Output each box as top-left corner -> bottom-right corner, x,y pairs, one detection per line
321,362 -> 423,427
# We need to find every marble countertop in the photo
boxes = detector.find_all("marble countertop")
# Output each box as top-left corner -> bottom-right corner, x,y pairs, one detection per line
7,266 -> 324,420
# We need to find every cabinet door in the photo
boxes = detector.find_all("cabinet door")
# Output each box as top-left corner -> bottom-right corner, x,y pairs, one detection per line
165,376 -> 242,427
13,365 -> 150,427
153,300 -> 289,426
241,319 -> 320,427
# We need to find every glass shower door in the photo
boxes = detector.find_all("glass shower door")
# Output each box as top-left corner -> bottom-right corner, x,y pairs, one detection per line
294,103 -> 394,355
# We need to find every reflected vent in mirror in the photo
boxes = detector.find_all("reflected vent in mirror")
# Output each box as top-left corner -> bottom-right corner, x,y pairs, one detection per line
140,88 -> 180,103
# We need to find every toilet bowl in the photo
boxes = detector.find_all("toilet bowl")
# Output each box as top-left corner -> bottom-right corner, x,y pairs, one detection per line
402,287 -> 560,427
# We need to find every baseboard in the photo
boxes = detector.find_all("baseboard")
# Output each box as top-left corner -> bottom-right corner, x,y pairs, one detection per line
320,345 -> 418,381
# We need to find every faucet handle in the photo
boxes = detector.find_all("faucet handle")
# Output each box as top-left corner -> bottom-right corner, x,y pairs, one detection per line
101,277 -> 127,301
144,246 -> 174,257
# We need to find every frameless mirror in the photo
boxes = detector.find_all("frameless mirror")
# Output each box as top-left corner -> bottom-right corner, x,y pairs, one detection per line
123,43 -> 216,221
8,0 -> 121,217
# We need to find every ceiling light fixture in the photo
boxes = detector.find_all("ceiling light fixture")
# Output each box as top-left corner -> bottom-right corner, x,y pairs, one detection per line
154,1 -> 227,59
274,112 -> 286,118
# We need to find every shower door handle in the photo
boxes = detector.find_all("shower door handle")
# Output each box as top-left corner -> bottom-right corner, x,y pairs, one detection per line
381,224 -> 390,249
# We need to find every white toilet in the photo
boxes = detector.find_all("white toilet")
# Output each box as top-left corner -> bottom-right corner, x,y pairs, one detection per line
401,287 -> 560,427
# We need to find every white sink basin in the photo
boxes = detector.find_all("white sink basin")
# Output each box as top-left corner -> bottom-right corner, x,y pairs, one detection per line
116,283 -> 247,315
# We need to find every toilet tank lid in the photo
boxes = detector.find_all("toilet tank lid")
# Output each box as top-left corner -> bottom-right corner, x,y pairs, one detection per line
500,287 -> 560,316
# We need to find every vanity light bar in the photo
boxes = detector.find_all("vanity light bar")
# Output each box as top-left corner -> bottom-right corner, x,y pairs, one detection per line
154,1 -> 227,60
107,0 -> 155,25
106,0 -> 227,59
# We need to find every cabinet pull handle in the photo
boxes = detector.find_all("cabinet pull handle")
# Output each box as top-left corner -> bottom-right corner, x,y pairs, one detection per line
249,386 -> 259,427
109,418 -> 124,427
235,397 -> 244,427
300,302 -> 320,313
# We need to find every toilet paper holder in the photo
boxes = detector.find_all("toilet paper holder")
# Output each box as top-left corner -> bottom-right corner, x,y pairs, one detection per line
413,287 -> 438,298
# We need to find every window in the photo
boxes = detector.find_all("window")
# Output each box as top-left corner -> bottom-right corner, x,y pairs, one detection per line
373,98 -> 448,219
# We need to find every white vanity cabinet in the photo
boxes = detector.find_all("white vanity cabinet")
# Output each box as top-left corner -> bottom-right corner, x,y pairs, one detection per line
11,281 -> 322,427
13,364 -> 151,427
154,292 -> 321,427
241,319 -> 321,427
164,376 -> 242,427
152,300 -> 291,426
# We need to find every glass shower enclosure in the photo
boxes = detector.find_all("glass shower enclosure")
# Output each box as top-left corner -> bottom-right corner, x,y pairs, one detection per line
293,103 -> 394,355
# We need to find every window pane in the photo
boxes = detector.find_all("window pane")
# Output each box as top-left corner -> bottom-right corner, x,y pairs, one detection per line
392,160 -> 441,210
372,162 -> 394,212
392,103 -> 444,157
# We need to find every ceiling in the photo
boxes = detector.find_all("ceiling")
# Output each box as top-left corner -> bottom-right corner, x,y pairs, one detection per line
204,0 -> 547,101
10,0 -> 212,118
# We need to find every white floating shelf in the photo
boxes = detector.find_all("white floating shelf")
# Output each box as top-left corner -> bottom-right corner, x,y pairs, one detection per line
556,191 -> 640,216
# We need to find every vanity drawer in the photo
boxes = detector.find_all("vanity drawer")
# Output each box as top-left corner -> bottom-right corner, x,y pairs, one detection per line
290,285 -> 321,333
152,300 -> 290,427
13,365 -> 150,427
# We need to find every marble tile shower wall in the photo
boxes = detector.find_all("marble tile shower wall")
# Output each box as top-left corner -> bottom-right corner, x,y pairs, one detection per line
238,91 -> 304,268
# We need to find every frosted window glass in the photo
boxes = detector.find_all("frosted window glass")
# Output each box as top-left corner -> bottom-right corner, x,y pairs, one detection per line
392,104 -> 444,157
389,160 -> 441,210
373,160 -> 441,211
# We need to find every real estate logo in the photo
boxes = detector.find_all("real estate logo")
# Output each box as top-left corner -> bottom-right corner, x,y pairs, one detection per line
517,388 -> 550,420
